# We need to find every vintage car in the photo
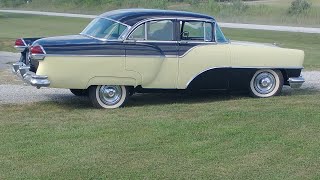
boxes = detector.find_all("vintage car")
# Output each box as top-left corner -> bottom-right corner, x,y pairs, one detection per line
12,9 -> 305,109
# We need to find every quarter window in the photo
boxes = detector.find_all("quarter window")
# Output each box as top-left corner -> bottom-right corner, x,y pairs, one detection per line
129,20 -> 174,41
180,21 -> 213,42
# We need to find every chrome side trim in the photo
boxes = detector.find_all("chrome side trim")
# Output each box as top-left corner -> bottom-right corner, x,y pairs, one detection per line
231,66 -> 304,69
45,54 -> 125,57
44,54 -> 178,58
134,40 -> 178,43
288,76 -> 305,89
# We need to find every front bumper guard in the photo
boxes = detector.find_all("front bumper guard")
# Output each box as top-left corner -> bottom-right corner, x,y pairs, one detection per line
12,63 -> 50,89
288,76 -> 305,89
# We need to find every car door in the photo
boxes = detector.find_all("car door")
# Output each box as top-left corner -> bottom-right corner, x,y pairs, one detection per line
125,19 -> 179,89
177,20 -> 231,90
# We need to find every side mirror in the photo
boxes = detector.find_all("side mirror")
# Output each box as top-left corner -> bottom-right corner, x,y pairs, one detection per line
182,31 -> 189,38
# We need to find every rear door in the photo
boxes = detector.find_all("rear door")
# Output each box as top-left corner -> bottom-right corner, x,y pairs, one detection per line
125,19 -> 179,89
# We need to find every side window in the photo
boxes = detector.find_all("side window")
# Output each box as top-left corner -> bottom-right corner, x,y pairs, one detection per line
216,24 -> 228,43
181,21 -> 213,42
129,20 -> 174,41
129,23 -> 146,40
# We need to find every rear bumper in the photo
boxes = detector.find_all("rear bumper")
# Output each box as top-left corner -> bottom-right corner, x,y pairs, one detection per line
288,76 -> 305,89
12,62 -> 50,89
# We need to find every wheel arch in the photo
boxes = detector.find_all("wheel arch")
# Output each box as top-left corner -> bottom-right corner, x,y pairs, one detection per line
86,76 -> 138,89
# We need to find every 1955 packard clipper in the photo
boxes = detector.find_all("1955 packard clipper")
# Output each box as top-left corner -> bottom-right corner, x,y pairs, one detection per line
12,9 -> 305,108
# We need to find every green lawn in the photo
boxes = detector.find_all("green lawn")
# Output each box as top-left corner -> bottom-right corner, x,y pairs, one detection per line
4,0 -> 320,27
0,13 -> 90,51
0,91 -> 320,179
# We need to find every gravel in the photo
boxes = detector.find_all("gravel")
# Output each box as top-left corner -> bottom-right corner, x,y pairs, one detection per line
0,52 -> 319,105
0,51 -> 20,70
0,85 -> 83,104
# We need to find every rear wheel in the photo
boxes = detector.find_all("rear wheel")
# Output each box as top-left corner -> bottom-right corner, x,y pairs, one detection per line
70,89 -> 88,96
249,69 -> 283,98
88,85 -> 129,109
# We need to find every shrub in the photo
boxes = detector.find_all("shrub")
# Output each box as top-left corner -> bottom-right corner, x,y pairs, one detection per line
230,0 -> 249,13
0,0 -> 27,7
288,0 -> 311,15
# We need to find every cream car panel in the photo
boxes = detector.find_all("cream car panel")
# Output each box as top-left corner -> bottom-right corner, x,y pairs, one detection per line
125,56 -> 179,88
178,44 -> 231,89
36,56 -> 141,89
229,44 -> 304,68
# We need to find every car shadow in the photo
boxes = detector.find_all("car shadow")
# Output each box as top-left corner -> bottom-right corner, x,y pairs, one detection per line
127,91 -> 246,107
42,88 -> 318,109
44,91 -> 249,109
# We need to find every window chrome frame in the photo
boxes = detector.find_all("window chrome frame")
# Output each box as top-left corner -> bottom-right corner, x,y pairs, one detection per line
80,16 -> 132,42
214,22 -> 229,44
124,17 -> 217,43
125,18 -> 177,42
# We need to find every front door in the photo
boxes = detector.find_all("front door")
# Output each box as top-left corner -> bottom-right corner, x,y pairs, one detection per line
177,20 -> 230,90
125,19 -> 179,89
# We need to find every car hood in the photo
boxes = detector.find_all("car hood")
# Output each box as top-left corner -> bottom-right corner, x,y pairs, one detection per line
32,34 -> 102,46
230,40 -> 279,48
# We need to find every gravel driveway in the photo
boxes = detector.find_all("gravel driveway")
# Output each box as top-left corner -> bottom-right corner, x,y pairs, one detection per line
0,51 -> 19,70
0,51 -> 319,105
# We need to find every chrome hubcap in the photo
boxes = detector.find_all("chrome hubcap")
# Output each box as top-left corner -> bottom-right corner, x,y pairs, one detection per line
254,72 -> 276,94
99,85 -> 122,105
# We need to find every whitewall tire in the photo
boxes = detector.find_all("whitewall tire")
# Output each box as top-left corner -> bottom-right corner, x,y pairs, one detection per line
250,69 -> 284,98
89,85 -> 129,109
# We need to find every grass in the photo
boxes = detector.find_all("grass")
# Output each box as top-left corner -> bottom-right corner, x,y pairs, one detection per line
2,0 -> 320,27
0,13 -> 90,52
0,69 -> 23,85
0,12 -> 319,70
0,90 -> 320,179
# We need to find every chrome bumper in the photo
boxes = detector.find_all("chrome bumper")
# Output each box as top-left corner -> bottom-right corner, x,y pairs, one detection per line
12,62 -> 50,89
288,76 -> 305,89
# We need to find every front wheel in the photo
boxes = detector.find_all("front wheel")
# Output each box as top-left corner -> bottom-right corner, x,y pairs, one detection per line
89,85 -> 129,109
250,69 -> 284,98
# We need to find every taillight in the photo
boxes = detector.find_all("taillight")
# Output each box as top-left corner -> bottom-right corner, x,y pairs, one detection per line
30,45 -> 45,54
30,45 -> 46,60
15,39 -> 26,46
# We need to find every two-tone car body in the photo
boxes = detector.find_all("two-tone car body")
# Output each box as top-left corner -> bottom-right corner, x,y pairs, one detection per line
12,9 -> 305,108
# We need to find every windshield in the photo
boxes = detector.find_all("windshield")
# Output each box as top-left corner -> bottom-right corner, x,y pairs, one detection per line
81,18 -> 129,40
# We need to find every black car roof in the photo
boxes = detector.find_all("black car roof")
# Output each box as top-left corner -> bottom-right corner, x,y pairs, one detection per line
100,9 -> 215,26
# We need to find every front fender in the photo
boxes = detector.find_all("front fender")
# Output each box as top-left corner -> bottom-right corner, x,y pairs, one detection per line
229,44 -> 304,68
